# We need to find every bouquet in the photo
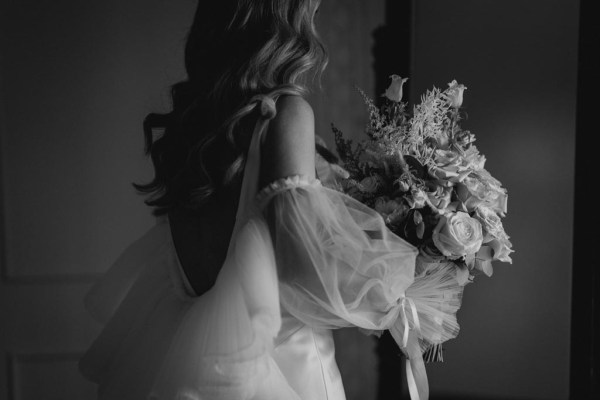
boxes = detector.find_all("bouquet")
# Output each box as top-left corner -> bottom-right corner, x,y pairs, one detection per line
330,75 -> 513,363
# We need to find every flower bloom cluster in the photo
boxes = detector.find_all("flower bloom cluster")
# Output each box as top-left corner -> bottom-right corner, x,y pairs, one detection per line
332,77 -> 513,284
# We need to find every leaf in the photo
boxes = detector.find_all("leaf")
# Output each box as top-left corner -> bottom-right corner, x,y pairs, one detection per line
456,265 -> 471,286
416,222 -> 425,239
413,210 -> 423,225
477,260 -> 494,277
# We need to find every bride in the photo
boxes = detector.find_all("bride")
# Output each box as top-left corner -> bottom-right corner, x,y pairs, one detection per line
79,1 -> 451,399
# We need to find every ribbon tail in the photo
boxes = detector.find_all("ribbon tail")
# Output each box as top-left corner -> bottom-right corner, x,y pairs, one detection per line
388,297 -> 430,400
405,333 -> 429,400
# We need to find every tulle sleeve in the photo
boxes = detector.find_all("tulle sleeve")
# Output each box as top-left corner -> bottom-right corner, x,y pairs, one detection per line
257,175 -> 463,400
258,175 -> 463,352
256,175 -> 419,332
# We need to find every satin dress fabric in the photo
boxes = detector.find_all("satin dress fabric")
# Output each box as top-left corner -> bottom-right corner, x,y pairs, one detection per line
172,229 -> 347,400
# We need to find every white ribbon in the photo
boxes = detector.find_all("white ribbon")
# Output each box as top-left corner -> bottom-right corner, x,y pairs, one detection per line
399,297 -> 420,348
392,296 -> 429,400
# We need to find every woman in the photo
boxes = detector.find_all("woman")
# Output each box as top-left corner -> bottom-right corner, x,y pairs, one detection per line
79,1 -> 441,399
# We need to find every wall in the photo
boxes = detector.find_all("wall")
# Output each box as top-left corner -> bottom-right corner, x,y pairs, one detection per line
310,1 -> 386,146
410,1 -> 579,399
0,1 -> 196,398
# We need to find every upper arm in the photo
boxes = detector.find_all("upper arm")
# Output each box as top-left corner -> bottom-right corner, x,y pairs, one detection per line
259,95 -> 316,187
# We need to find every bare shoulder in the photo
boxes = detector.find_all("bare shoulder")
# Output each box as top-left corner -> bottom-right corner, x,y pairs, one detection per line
272,95 -> 314,127
266,95 -> 315,146
260,95 -> 316,186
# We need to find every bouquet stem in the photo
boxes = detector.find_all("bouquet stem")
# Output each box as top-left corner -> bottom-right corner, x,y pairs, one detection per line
422,343 -> 444,363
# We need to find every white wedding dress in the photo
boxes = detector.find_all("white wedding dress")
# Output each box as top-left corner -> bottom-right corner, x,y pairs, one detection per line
79,92 -> 462,400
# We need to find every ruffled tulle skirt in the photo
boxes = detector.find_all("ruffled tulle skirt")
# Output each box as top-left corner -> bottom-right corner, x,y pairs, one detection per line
79,218 -> 346,400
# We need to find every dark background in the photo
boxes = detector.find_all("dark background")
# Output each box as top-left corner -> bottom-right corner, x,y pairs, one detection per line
1,0 -> 593,399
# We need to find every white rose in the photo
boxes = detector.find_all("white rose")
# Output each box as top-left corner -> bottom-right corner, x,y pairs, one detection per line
430,149 -> 471,183
383,75 -> 409,102
461,146 -> 486,171
474,206 -> 507,242
432,212 -> 483,258
457,173 -> 508,216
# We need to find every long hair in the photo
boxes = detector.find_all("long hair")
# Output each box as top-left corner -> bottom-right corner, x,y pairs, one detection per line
133,0 -> 328,216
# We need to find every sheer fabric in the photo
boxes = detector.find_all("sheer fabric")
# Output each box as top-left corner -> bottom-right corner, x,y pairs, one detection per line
258,176 -> 418,332
80,93 -> 462,400
256,177 -> 462,400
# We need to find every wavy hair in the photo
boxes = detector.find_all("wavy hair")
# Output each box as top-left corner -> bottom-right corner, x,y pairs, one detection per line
133,0 -> 328,216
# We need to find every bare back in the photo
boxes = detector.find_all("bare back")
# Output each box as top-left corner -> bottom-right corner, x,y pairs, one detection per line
168,95 -> 316,296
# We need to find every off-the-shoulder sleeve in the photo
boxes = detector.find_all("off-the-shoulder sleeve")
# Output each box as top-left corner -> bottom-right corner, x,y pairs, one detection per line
256,175 -> 419,332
